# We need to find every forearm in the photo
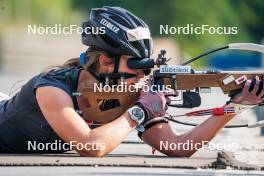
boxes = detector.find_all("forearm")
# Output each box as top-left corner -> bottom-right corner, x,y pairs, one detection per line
176,113 -> 236,156
142,108 -> 236,157
80,112 -> 137,157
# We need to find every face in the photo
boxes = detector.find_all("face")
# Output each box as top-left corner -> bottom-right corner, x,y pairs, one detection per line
118,55 -> 145,85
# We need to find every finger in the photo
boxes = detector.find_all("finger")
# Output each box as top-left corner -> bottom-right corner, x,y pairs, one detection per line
165,104 -> 168,111
148,79 -> 154,87
242,80 -> 252,94
251,76 -> 260,95
160,93 -> 167,102
231,92 -> 243,103
163,89 -> 179,97
139,91 -> 147,98
158,94 -> 168,110
258,75 -> 264,97
142,79 -> 154,94
144,76 -> 153,86
165,97 -> 171,104
258,90 -> 264,98
249,76 -> 256,92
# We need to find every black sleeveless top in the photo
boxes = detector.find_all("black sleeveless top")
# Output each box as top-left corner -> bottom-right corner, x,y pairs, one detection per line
0,67 -> 82,153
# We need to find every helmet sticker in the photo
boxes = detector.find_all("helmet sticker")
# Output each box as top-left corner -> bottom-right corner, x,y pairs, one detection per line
126,27 -> 151,42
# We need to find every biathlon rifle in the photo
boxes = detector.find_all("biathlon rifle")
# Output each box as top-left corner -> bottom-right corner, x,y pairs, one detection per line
75,43 -> 264,127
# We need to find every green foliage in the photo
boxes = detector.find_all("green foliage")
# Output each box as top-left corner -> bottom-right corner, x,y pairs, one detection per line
0,0 -> 74,25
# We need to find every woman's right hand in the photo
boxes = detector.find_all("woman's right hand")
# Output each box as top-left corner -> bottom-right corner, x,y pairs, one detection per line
136,77 -> 178,119
231,75 -> 264,105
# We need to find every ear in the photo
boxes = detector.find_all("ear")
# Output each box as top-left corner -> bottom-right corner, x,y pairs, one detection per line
98,54 -> 107,66
98,54 -> 113,67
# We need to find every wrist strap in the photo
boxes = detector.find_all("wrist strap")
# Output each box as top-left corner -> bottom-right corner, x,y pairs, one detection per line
137,118 -> 168,139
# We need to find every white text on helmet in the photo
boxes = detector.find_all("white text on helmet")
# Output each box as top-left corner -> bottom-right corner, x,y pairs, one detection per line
100,18 -> 120,34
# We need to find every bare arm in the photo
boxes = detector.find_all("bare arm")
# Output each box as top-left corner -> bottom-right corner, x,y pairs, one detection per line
141,112 -> 235,157
36,86 -> 137,157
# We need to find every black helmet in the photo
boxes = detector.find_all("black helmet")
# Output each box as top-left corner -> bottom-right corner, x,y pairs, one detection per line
81,6 -> 153,58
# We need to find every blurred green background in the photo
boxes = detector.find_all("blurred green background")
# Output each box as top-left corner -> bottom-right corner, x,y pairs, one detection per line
0,0 -> 263,55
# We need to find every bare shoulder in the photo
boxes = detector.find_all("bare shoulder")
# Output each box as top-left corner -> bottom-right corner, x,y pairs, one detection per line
35,87 -> 90,146
35,86 -> 74,110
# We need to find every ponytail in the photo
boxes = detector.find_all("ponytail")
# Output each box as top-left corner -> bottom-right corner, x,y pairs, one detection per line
62,58 -> 80,67
43,47 -> 115,73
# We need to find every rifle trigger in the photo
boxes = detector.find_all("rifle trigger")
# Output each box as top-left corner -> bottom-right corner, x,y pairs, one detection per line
171,75 -> 177,89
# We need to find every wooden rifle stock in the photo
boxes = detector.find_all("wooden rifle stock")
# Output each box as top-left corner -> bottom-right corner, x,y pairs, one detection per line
79,71 -> 263,123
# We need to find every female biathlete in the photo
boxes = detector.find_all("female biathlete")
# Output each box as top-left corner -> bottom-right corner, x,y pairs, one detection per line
0,6 -> 263,156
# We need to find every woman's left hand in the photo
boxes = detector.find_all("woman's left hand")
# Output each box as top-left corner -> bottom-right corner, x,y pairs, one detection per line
231,75 -> 264,105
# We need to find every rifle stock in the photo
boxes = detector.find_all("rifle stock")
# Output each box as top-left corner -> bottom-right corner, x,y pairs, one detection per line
81,87 -> 139,123
79,71 -> 263,123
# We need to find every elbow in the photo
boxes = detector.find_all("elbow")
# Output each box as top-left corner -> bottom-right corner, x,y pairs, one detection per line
90,150 -> 107,157
165,150 -> 196,157
170,152 -> 194,158
78,150 -> 107,157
